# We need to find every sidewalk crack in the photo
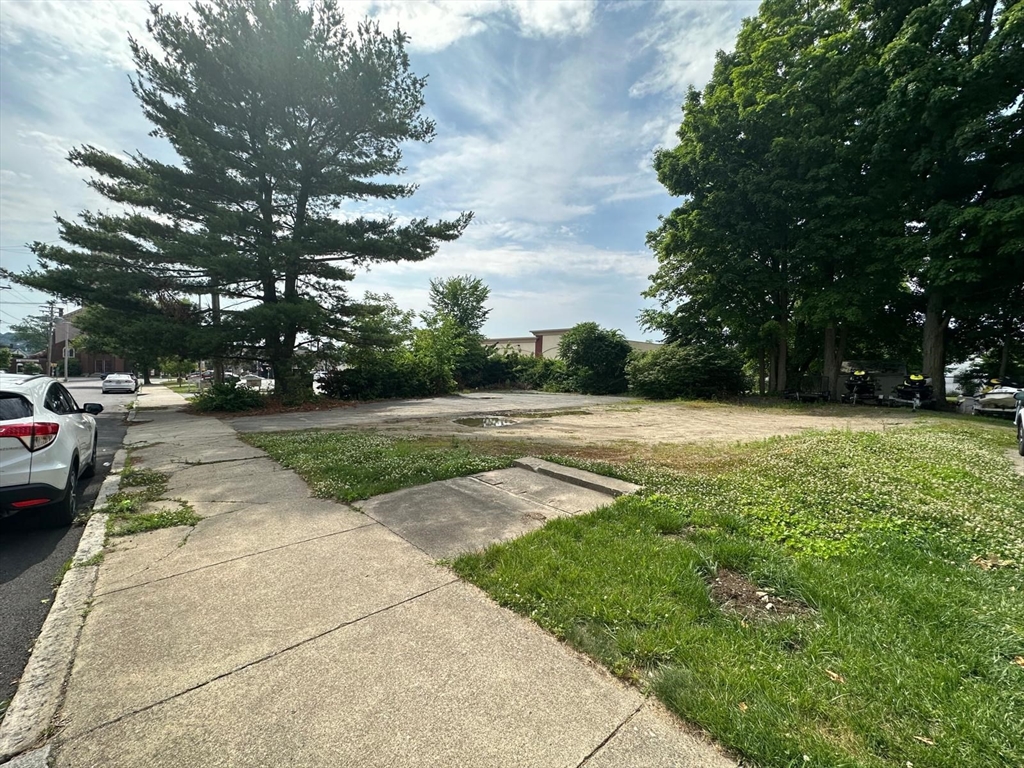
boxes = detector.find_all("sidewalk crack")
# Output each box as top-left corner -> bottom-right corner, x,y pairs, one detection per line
61,579 -> 460,743
180,456 -> 267,467
575,702 -> 644,767
94,521 -> 378,597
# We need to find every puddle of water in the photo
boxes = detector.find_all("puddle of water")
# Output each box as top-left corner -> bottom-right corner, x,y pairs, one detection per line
454,417 -> 518,428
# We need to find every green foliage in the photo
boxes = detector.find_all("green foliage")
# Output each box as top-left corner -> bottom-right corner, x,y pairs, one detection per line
73,302 -> 208,376
647,0 -> 1023,399
9,316 -> 50,354
159,357 -> 195,381
190,382 -> 267,412
427,275 -> 491,335
558,322 -> 631,395
627,343 -> 748,400
21,362 -> 41,375
243,430 -> 516,501
0,347 -> 11,371
318,354 -> 424,401
12,0 -> 471,398
412,314 -> 465,396
454,423 -> 1024,767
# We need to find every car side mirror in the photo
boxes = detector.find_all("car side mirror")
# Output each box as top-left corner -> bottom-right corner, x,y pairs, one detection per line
82,403 -> 104,415
1014,391 -> 1024,402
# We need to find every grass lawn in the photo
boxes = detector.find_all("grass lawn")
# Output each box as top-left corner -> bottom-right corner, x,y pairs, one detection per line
245,421 -> 1023,767
162,382 -> 195,395
241,431 -> 520,501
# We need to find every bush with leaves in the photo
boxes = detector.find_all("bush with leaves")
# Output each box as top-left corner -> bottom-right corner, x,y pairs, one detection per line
626,343 -> 748,400
557,323 -> 631,395
0,347 -> 12,372
190,382 -> 267,412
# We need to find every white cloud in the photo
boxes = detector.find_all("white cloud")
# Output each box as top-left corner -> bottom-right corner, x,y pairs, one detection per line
0,0 -> 153,69
0,1 -> 597,67
506,0 -> 595,38
628,1 -> 757,101
412,44 -> 666,230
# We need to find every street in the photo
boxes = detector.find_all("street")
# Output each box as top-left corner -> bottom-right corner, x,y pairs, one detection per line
0,379 -> 132,715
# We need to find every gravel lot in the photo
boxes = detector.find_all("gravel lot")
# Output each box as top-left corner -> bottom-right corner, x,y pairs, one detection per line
228,391 -> 927,446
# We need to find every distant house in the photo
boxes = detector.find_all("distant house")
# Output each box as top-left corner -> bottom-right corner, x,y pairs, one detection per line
50,309 -> 128,375
486,327 -> 662,359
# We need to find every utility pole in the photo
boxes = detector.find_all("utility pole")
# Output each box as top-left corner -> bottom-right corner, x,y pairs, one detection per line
45,301 -> 57,377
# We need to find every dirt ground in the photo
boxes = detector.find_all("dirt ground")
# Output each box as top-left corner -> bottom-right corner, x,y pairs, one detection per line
374,401 -> 929,447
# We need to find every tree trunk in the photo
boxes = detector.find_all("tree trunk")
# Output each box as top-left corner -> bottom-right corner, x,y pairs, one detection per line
211,289 -> 224,386
999,333 -> 1010,379
758,349 -> 767,396
922,291 -> 948,403
824,323 -> 838,401
768,349 -> 778,393
776,318 -> 788,393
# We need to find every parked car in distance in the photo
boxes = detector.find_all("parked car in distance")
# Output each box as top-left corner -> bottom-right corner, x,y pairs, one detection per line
1015,391 -> 1024,456
0,374 -> 103,527
102,373 -> 138,394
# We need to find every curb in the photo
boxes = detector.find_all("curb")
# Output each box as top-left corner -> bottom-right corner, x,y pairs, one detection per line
513,456 -> 641,497
0,448 -> 127,763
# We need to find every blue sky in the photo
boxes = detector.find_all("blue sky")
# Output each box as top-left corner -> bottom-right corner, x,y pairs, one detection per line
0,0 -> 758,341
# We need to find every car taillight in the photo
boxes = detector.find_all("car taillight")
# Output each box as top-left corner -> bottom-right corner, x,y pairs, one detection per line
0,422 -> 60,451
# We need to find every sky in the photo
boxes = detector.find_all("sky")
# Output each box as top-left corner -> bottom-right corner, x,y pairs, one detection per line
0,0 -> 758,342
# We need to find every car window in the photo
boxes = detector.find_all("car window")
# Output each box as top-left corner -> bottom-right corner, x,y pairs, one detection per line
57,385 -> 80,412
0,393 -> 33,420
44,384 -> 69,415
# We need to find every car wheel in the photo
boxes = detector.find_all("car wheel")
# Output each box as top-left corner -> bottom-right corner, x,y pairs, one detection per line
1018,420 -> 1024,457
39,463 -> 78,529
82,435 -> 98,478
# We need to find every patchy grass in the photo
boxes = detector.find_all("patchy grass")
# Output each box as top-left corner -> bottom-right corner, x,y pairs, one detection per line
52,557 -> 74,589
108,504 -> 201,537
103,451 -> 201,536
242,431 -> 519,501
77,552 -> 105,568
453,423 -> 1024,768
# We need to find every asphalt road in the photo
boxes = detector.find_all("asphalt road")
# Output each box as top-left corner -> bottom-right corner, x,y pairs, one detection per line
0,379 -> 132,714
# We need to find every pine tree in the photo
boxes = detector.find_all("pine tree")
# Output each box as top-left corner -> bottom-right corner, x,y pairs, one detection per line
14,0 -> 471,394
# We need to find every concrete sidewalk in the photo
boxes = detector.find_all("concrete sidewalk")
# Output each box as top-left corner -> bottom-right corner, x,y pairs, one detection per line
47,387 -> 736,767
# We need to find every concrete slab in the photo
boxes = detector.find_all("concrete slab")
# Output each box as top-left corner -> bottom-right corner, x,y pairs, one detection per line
0,745 -> 50,768
53,582 -> 669,768
472,467 -> 616,515
358,476 -> 561,559
58,525 -> 454,738
162,458 -> 312,503
96,499 -> 370,594
584,701 -> 737,767
514,456 -> 640,497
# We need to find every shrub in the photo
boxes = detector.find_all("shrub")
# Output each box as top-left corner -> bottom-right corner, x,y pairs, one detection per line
626,343 -> 748,399
318,352 -> 428,400
558,323 -> 631,395
190,382 -> 267,412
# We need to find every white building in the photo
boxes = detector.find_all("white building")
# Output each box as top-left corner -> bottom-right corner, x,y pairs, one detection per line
485,328 -> 662,359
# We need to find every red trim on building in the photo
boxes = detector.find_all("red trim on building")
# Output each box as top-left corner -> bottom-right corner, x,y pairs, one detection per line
534,335 -> 543,358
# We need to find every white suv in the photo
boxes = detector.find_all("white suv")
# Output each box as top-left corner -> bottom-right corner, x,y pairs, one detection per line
0,374 -> 103,527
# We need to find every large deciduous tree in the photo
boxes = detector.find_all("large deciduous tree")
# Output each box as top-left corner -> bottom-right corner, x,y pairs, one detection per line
872,0 -> 1024,400
14,0 -> 470,395
648,0 -> 1022,400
